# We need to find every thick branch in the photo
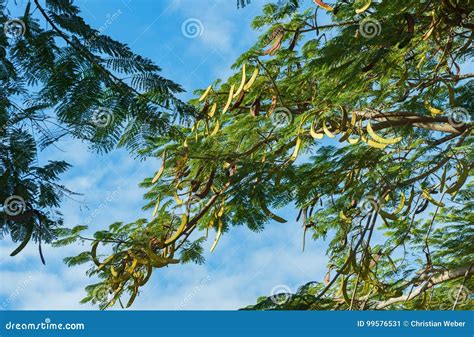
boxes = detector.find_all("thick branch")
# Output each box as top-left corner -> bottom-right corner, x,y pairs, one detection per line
374,265 -> 473,309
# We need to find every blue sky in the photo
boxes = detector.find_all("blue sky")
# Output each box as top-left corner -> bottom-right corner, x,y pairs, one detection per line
0,0 -> 331,310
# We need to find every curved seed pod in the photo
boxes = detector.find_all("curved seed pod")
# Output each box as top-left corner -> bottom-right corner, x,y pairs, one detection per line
126,258 -> 138,275
111,270 -> 131,285
133,270 -> 144,280
339,210 -> 351,223
250,97 -> 261,117
367,121 -> 402,144
347,136 -> 360,145
196,169 -> 216,199
222,85 -> 235,113
217,201 -> 225,217
206,217 -> 215,239
415,198 -> 429,214
297,113 -> 313,135
341,250 -> 355,275
210,217 -> 223,253
152,151 -> 167,184
339,126 -> 352,143
97,254 -> 117,272
322,121 -> 335,138
393,192 -> 406,215
310,119 -> 324,139
341,276 -> 352,306
106,282 -> 124,309
208,103 -> 217,118
439,165 -> 448,192
173,192 -> 184,205
244,68 -> 259,91
142,247 -> 179,268
422,25 -> 435,41
402,187 -> 415,216
323,271 -> 331,285
422,189 -> 445,208
339,105 -> 348,130
290,137 -> 302,161
398,13 -> 415,48
210,120 -> 220,136
355,0 -> 371,14
446,161 -> 469,196
164,214 -> 188,245
296,208 -> 303,222
191,119 -> 200,132
268,95 -> 277,115
91,241 -> 101,267
10,222 -> 34,257
350,111 -> 357,127
232,90 -> 245,109
314,0 -> 333,11
263,33 -> 284,56
128,250 -> 153,266
346,113 -> 360,144
151,197 -> 161,218
361,135 -> 387,149
198,85 -> 212,102
339,107 -> 356,143
110,265 -> 119,278
344,170 -> 354,190
233,64 -> 246,99
424,100 -> 443,115
126,278 -> 139,308
259,197 -> 287,223
195,127 -> 201,141
379,209 -> 399,221
138,264 -> 153,286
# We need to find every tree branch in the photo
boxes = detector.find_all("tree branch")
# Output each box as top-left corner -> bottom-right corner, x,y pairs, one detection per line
374,265 -> 473,309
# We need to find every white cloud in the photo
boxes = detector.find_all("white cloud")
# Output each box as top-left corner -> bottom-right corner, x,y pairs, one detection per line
0,218 -> 329,310
1,0 -> 331,311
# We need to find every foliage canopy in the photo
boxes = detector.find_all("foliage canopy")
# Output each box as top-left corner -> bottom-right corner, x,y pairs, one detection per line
3,0 -> 473,310
1,0 -> 192,263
